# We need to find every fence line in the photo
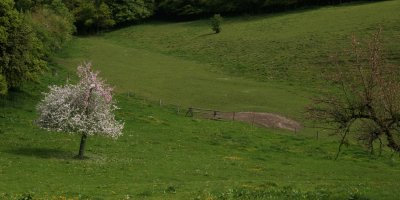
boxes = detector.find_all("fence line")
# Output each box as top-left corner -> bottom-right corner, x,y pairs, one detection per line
123,94 -> 301,132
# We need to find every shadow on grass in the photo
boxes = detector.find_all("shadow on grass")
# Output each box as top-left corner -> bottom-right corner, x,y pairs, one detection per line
0,89 -> 35,108
7,147 -> 76,160
198,33 -> 216,37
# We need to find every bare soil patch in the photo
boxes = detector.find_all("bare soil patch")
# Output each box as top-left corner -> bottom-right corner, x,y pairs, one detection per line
192,109 -> 302,132
220,112 -> 302,132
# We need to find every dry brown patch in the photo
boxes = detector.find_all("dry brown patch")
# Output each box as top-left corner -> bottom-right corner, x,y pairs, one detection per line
218,112 -> 302,132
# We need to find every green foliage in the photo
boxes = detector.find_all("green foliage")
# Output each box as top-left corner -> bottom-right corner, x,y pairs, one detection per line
154,0 -> 368,17
0,0 -> 73,93
0,0 -> 46,90
18,193 -> 34,200
210,14 -> 222,33
65,0 -> 154,33
155,0 -> 204,16
14,0 -> 34,11
14,0 -> 64,12
72,0 -> 115,33
26,1 -> 75,56
0,75 -> 7,95
60,0 -> 369,33
106,0 -> 154,25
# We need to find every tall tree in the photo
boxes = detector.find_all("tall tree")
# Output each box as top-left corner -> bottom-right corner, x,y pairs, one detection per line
0,0 -> 46,91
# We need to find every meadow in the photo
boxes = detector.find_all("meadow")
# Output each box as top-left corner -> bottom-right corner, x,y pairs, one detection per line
1,68 -> 400,199
1,0 -> 400,199
56,0 -> 400,118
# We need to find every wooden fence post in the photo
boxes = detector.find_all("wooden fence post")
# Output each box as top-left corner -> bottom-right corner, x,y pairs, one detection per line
252,112 -> 255,126
185,107 -> 193,117
232,112 -> 235,121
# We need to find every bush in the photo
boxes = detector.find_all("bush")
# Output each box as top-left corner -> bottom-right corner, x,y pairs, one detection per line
106,0 -> 154,25
18,193 -> 34,200
26,1 -> 75,56
210,14 -> 222,33
67,0 -> 115,34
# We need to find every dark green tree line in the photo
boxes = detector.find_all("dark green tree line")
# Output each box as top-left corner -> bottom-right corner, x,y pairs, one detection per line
1,0 -> 74,94
154,0 -> 374,17
64,0 -> 114,34
0,0 -> 46,94
63,0 -> 154,33
63,0 -> 372,33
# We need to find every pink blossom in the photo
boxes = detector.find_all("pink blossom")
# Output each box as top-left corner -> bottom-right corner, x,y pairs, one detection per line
36,63 -> 124,138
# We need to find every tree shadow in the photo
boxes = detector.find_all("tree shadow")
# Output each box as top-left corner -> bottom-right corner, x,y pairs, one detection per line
198,33 -> 216,37
0,89 -> 35,108
7,147 -> 76,160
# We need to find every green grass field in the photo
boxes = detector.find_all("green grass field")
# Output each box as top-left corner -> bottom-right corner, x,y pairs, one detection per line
104,0 -> 400,83
1,0 -> 400,199
56,37 -> 311,120
56,0 -> 400,119
1,69 -> 400,199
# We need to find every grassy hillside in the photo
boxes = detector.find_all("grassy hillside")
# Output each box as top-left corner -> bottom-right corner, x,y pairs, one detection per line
105,0 -> 400,83
1,68 -> 400,199
57,37 -> 311,119
1,1 -> 400,199
56,0 -> 400,120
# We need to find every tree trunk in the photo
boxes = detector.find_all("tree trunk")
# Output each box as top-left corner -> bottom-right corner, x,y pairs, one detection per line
78,87 -> 93,159
78,134 -> 87,159
385,129 -> 400,153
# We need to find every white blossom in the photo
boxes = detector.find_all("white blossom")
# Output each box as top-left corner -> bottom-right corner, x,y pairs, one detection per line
36,63 -> 124,138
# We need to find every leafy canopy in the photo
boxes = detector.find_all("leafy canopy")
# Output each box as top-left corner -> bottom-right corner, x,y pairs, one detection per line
0,0 -> 46,91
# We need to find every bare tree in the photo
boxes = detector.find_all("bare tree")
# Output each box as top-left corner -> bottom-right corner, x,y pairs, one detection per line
307,29 -> 400,159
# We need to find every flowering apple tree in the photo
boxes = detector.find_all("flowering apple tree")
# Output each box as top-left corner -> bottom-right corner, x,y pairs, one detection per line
36,63 -> 124,159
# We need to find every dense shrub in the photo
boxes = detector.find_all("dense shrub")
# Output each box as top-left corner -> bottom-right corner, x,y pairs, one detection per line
106,0 -> 154,26
71,0 -> 115,34
210,14 -> 222,34
26,0 -> 75,55
64,0 -> 153,33
0,0 -> 46,91
0,0 -> 74,94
